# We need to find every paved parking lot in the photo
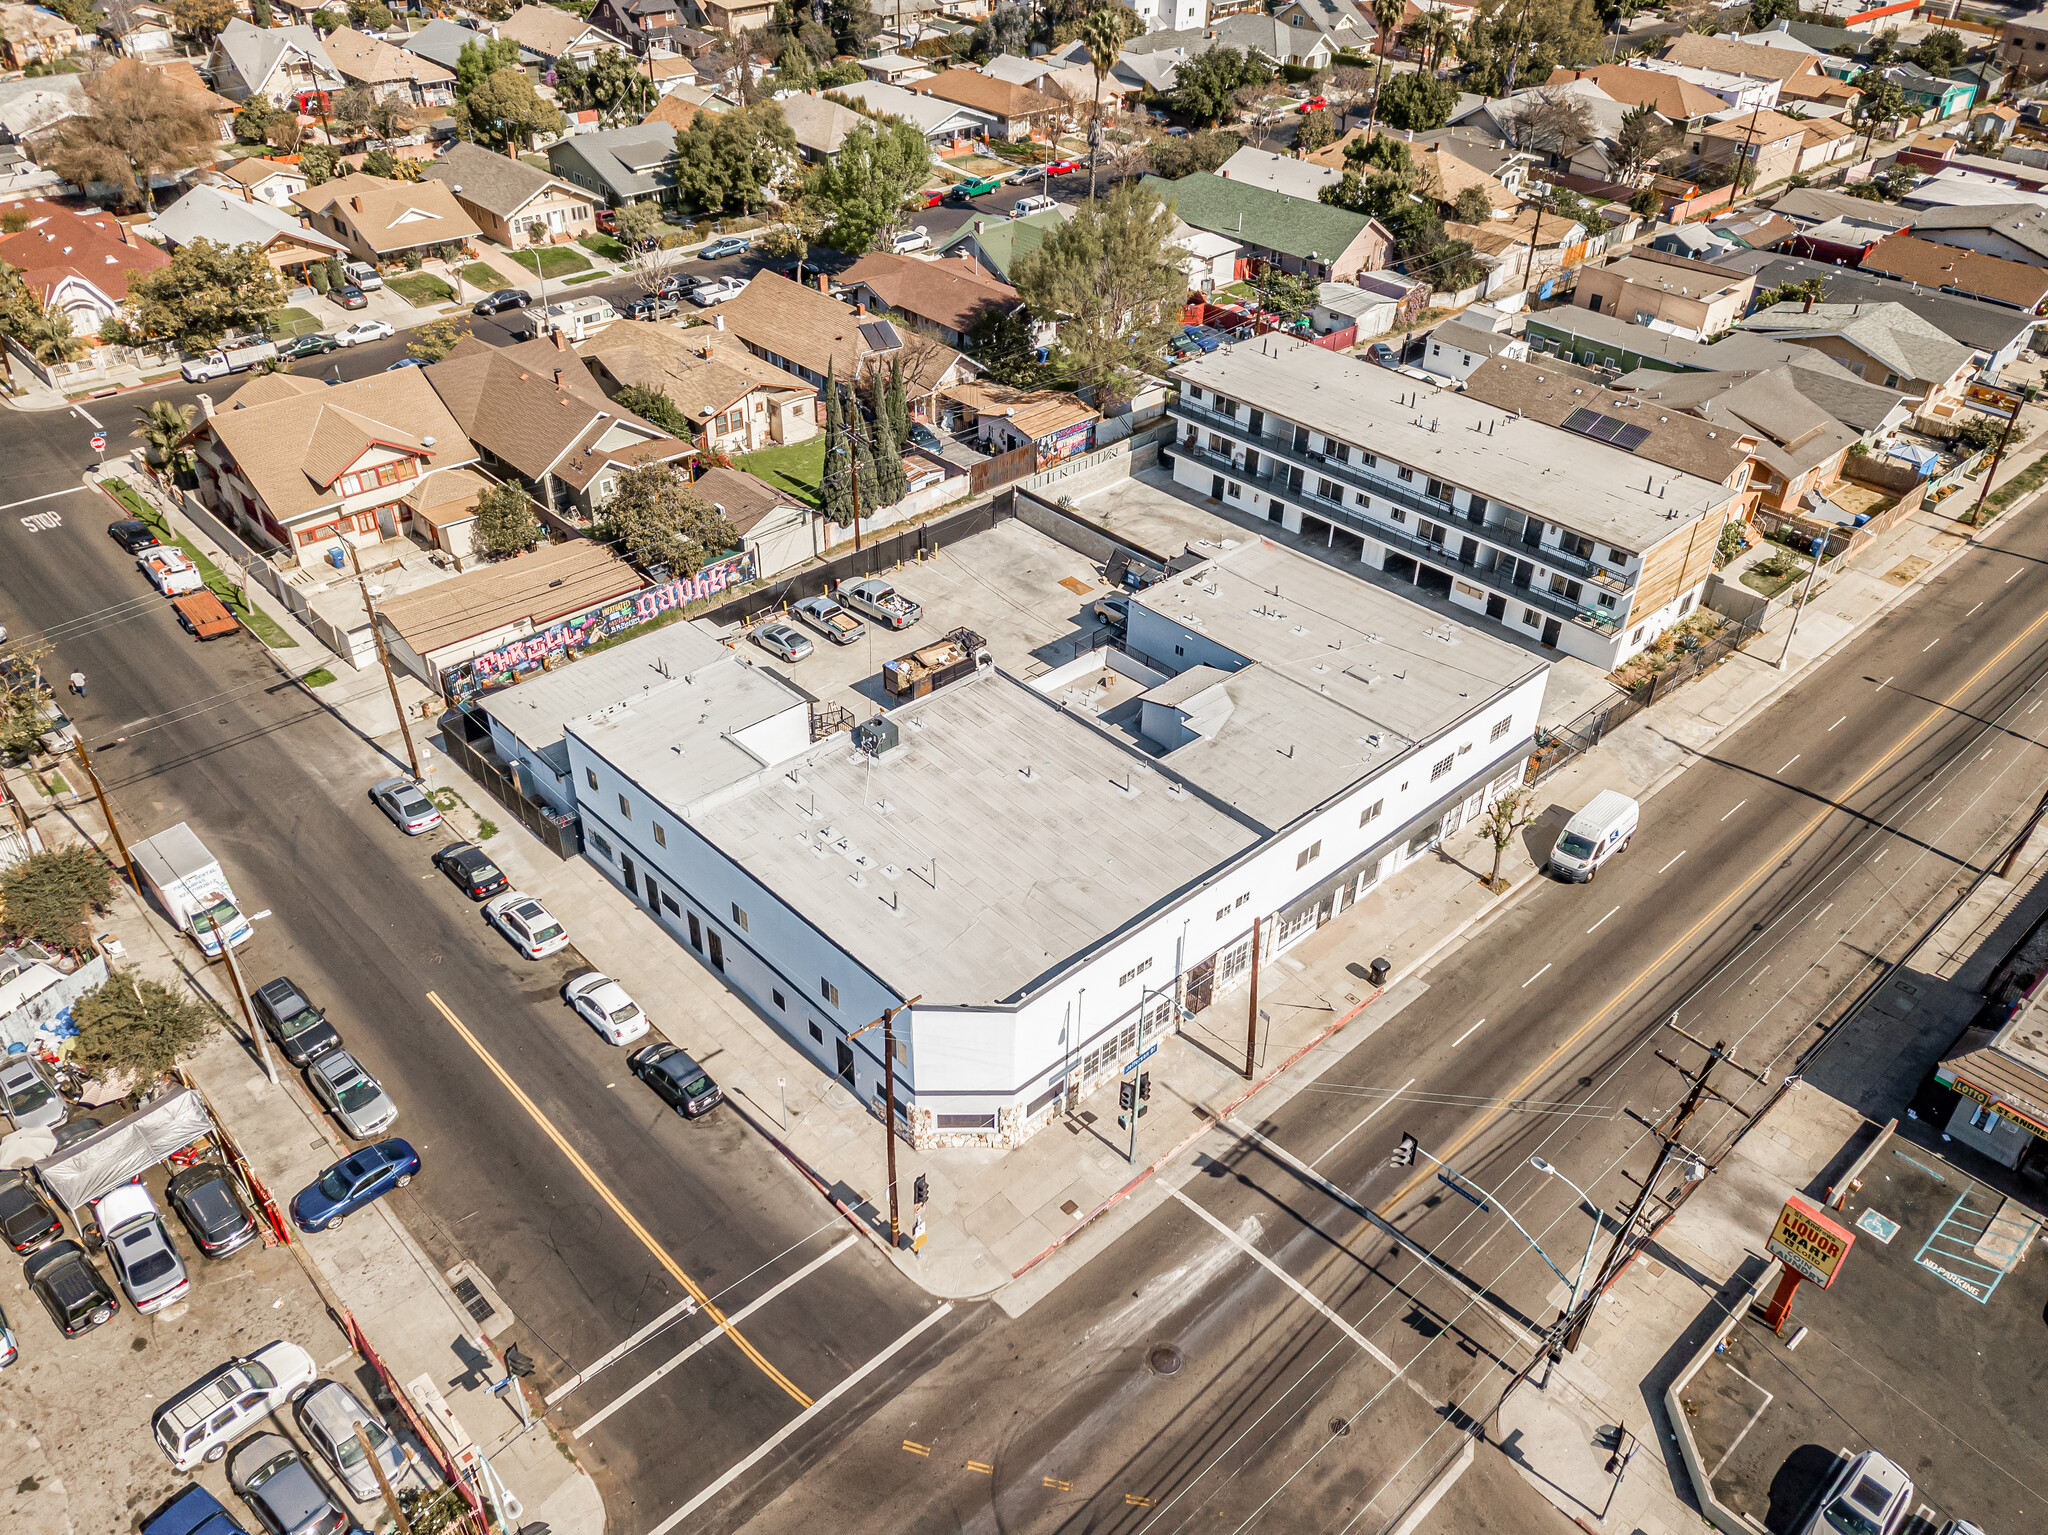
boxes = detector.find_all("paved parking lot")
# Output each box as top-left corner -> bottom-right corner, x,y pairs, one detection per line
1684,1131 -> 2048,1534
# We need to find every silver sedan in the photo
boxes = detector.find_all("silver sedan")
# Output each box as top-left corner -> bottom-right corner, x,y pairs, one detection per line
306,1051 -> 398,1139
294,1379 -> 423,1504
752,621 -> 813,662
0,1056 -> 65,1131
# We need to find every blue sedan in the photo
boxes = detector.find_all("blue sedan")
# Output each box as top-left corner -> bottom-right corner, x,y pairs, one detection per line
290,1139 -> 418,1233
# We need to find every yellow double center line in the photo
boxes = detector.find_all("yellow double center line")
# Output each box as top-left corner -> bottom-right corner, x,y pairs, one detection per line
1385,591 -> 2048,1213
425,991 -> 812,1408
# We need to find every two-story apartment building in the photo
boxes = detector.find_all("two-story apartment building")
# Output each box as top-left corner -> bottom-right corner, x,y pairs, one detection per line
1573,250 -> 1757,338
1167,336 -> 1743,669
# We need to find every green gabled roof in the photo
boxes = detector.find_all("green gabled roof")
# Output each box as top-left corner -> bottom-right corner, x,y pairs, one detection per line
933,207 -> 1069,282
1138,172 -> 1377,263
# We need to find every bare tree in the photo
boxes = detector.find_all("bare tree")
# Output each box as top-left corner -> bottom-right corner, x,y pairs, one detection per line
1502,88 -> 1598,164
42,58 -> 217,213
1479,788 -> 1537,893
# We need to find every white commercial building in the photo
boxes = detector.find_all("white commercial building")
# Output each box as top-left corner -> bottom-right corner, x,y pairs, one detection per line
476,521 -> 1546,1151
1166,336 -> 1743,669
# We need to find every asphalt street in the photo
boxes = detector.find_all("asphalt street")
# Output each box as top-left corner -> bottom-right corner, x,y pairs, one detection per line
0,406 -> 964,1534
737,502 -> 2048,1534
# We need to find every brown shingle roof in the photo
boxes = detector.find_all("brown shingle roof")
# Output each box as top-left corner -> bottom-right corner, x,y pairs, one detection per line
689,465 -> 801,536
837,251 -> 1018,336
1460,358 -> 1750,484
1858,232 -> 2048,310
912,68 -> 1063,120
1700,109 -> 1811,146
576,324 -> 811,426
714,271 -> 972,395
220,157 -> 305,189
493,4 -> 604,57
377,538 -> 646,654
642,92 -> 702,131
1547,64 -> 1724,121
291,173 -> 480,253
324,26 -> 453,86
426,335 -> 677,483
1659,33 -> 1815,83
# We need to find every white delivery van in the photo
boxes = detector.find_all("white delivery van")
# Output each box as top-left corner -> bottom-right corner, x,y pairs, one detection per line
1548,790 -> 1639,882
132,822 -> 254,955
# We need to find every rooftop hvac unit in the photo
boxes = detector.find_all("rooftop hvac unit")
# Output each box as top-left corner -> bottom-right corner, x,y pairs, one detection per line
853,716 -> 900,759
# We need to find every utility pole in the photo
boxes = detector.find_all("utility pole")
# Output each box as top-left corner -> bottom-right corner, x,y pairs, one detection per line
1243,915 -> 1261,1080
1772,532 -> 1827,670
849,994 -> 922,1248
201,909 -> 277,1086
70,738 -> 135,889
322,523 -> 423,780
1561,1023 -> 1764,1353
1967,382 -> 2037,527
354,1424 -> 413,1535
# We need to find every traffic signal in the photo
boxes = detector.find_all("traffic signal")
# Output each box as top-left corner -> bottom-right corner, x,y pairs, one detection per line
1393,1132 -> 1419,1167
1119,1080 -> 1137,1112
1138,1072 -> 1151,1101
914,1174 -> 930,1206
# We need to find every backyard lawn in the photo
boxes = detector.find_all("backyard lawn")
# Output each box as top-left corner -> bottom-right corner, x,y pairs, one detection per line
578,232 -> 627,260
462,261 -> 513,291
387,273 -> 455,306
737,437 -> 826,508
511,247 -> 593,278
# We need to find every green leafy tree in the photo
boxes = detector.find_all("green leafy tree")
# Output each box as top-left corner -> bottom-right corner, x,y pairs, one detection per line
1461,0 -> 1607,97
170,0 -> 234,41
614,200 -> 666,251
300,143 -> 338,185
886,354 -> 909,446
821,358 -> 852,525
233,95 -> 275,146
474,480 -> 541,556
347,0 -> 393,27
455,68 -> 566,152
127,239 -> 291,349
966,305 -> 1046,386
0,847 -> 113,955
1914,28 -> 1964,75
455,35 -> 524,97
1630,183 -> 1660,218
1146,127 -> 1241,178
1170,47 -> 1272,128
1322,135 -> 1421,223
407,316 -> 473,362
1452,184 -> 1494,223
827,0 -> 879,54
250,0 -> 271,24
324,256 -> 347,291
1613,101 -> 1679,181
803,114 -> 929,252
1746,0 -> 1797,26
776,39 -> 815,88
613,384 -> 696,439
70,968 -> 216,1083
42,57 -> 217,213
1479,789 -> 1535,892
1252,263 -> 1319,326
555,48 -> 658,125
674,102 -> 799,217
597,462 -> 738,572
1294,104 -> 1337,154
359,147 -> 402,178
19,309 -> 83,365
1376,69 -> 1459,132
1012,181 -> 1183,406
0,667 -> 53,760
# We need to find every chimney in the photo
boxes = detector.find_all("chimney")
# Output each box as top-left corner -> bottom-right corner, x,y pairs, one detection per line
853,302 -> 865,316
817,272 -> 828,293
350,196 -> 362,213
1804,293 -> 1814,311
713,312 -> 725,329
974,218 -> 985,233
553,329 -> 568,352
197,393 -> 215,421
554,367 -> 566,388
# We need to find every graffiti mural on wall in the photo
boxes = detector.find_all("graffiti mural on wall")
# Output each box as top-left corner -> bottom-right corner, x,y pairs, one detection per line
442,550 -> 757,700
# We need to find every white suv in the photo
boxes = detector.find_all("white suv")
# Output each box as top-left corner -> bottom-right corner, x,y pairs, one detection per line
151,1340 -> 317,1470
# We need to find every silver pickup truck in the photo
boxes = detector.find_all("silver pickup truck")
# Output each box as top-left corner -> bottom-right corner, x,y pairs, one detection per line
837,578 -> 922,631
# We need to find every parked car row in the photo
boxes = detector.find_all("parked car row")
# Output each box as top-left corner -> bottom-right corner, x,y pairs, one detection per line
106,516 -> 240,644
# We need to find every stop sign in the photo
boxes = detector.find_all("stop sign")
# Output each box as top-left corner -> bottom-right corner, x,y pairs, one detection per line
90,433 -> 105,452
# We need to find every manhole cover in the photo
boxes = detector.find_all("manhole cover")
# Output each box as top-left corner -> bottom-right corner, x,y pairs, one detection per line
1147,1345 -> 1183,1376
1329,1418 -> 1351,1438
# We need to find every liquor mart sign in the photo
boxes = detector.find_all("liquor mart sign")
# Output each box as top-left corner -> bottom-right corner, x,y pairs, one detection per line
1767,1194 -> 1856,1288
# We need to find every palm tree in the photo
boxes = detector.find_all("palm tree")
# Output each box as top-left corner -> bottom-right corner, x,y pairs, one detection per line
135,399 -> 196,470
1365,0 -> 1403,135
21,310 -> 81,366
1082,8 -> 1124,202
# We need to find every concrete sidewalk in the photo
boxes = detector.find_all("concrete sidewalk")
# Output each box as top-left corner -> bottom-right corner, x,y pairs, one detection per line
3,766 -> 605,1535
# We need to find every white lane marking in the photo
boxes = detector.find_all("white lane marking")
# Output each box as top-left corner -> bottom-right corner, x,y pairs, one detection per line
644,1302 -> 953,1535
1720,799 -> 1747,822
572,1236 -> 858,1437
1924,638 -> 1940,652
1811,903 -> 1831,923
1659,851 -> 1686,873
1877,675 -> 1893,691
1587,904 -> 1620,933
1929,797 -> 1942,810
1778,755 -> 1800,774
1967,602 -> 1984,617
2031,701 -> 2042,716
2010,568 -> 2025,584
1452,1019 -> 1487,1048
1828,716 -> 1846,731
1522,963 -> 1551,988
1314,1077 -> 1414,1168
547,1296 -> 702,1407
0,485 -> 88,514
1168,1187 -> 1400,1372
68,402 -> 103,431
1982,747 -> 1996,761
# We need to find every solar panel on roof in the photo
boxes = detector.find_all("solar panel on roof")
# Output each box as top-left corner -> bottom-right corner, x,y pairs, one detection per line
1561,407 -> 1604,435
858,320 -> 903,353
1611,423 -> 1652,451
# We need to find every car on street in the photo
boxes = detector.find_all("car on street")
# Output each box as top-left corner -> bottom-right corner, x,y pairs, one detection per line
24,1239 -> 118,1336
333,286 -> 368,311
1297,95 -> 1327,112
294,1380 -> 417,1505
657,272 -> 706,299
1797,1450 -> 1913,1535
154,1341 -> 318,1470
564,971 -> 651,1046
0,1055 -> 65,1130
96,1183 -> 190,1314
628,1042 -> 723,1118
697,235 -> 751,259
907,422 -> 944,452
306,1050 -> 398,1139
142,1486 -> 251,1535
36,705 -> 77,755
792,594 -> 862,645
368,775 -> 441,835
290,1139 -> 418,1233
915,188 -> 944,208
166,1162 -> 259,1259
628,293 -> 680,321
752,621 -> 813,662
332,318 -> 393,346
952,175 -> 1004,199
484,891 -> 569,959
141,547 -> 205,596
1045,158 -> 1082,175
472,288 -> 531,316
1006,165 -> 1044,185
689,275 -> 749,306
276,333 -> 340,361
108,518 -> 161,554
0,1169 -> 61,1254
252,975 -> 342,1067
432,841 -> 507,900
229,1432 -> 349,1535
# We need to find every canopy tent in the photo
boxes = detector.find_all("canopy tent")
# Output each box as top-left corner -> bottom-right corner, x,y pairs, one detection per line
1885,442 -> 1943,476
34,1087 -> 211,1211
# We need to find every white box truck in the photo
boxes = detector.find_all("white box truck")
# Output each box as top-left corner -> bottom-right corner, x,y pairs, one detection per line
180,337 -> 278,383
132,823 -> 254,956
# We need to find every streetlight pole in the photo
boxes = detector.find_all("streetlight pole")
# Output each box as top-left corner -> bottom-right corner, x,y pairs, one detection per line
70,738 -> 135,889
849,993 -> 922,1249
318,521 -> 422,780
1399,1132 -> 1571,1289
200,909 -> 277,1086
1530,1155 -> 1603,1347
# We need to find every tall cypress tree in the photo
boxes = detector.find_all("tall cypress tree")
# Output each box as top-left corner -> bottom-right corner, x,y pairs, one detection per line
821,358 -> 851,525
887,354 -> 910,445
851,400 -> 880,525
870,381 -> 906,506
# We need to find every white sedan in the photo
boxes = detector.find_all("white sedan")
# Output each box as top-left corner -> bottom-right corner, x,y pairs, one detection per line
484,891 -> 569,959
333,319 -> 395,346
563,972 -> 650,1045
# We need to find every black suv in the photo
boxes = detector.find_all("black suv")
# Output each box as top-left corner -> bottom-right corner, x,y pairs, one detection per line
108,519 -> 161,554
0,1170 -> 61,1254
252,976 -> 342,1067
628,1043 -> 723,1118
167,1162 -> 259,1259
24,1239 -> 118,1335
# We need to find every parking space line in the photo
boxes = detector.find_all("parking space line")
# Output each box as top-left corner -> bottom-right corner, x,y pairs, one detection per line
1659,851 -> 1686,873
571,1237 -> 857,1437
1452,1019 -> 1486,1048
424,991 -> 813,1408
1721,800 -> 1747,821
644,1303 -> 953,1535
1523,963 -> 1551,987
1587,904 -> 1620,932
1705,1364 -> 1775,1479
1167,1186 -> 1400,1372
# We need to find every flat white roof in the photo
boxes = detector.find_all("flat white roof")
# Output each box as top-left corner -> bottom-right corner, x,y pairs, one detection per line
482,621 -> 739,754
1172,334 -> 1735,551
566,655 -> 810,813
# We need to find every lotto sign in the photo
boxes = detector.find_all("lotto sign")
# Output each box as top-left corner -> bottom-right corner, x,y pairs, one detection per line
1767,1195 -> 1855,1288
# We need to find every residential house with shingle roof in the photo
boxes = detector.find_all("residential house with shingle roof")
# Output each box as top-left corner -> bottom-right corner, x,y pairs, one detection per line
1123,15 -> 1330,72
932,206 -> 1070,284
712,271 -> 980,423
685,465 -> 823,578
187,371 -> 481,562
1660,31 -> 1823,87
776,92 -> 869,163
591,0 -> 692,55
1698,109 -> 1812,188
403,18 -> 544,79
153,183 -> 347,283
913,69 -> 1065,138
1303,130 -> 1518,217
547,123 -> 679,207
292,173 -> 482,263
1217,145 -> 1343,204
1740,299 -> 1978,420
0,198 -> 170,330
825,79 -> 994,146
1574,250 -> 1757,337
1139,172 -> 1389,281
426,334 -> 694,527
323,27 -> 457,108
577,322 -> 817,455
1856,232 -> 2048,312
210,18 -> 343,107
491,5 -> 617,66
837,251 -> 1021,348
1546,63 -> 1727,127
0,73 -> 80,143
1906,202 -> 2048,267
0,4 -> 81,72
420,141 -> 602,249
215,156 -> 309,208
1272,0 -> 1375,62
